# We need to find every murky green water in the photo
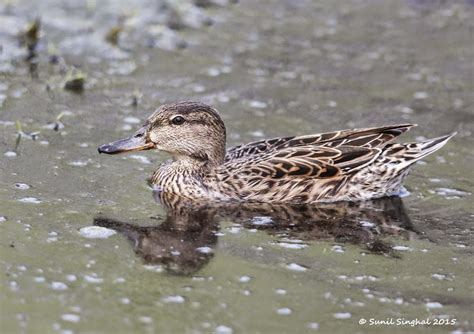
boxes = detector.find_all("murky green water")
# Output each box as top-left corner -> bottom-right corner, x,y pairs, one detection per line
1,0 -> 473,333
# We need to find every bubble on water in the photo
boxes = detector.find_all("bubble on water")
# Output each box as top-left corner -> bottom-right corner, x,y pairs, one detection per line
426,302 -> 443,309
34,276 -> 46,283
392,245 -> 411,251
238,275 -> 251,283
327,100 -> 337,108
0,216 -> 6,222
276,307 -> 292,315
4,151 -> 16,158
161,295 -> 185,304
249,130 -> 265,137
129,155 -> 151,164
248,100 -> 267,109
51,281 -> 68,290
215,325 -> 233,334
124,116 -> 140,124
333,312 -> 351,319
61,314 -> 80,323
84,275 -> 103,284
114,277 -> 126,283
275,288 -> 287,295
122,124 -> 133,131
18,197 -> 41,204
79,226 -> 117,239
196,246 -> 213,254
286,263 -> 308,272
15,183 -> 30,190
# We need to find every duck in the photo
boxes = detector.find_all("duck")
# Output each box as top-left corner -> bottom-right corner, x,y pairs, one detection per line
98,101 -> 455,203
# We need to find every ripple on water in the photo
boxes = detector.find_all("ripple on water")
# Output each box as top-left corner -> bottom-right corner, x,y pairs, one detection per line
79,226 -> 117,239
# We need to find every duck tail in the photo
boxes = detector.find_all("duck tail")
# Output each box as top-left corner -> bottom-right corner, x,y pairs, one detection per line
384,132 -> 456,169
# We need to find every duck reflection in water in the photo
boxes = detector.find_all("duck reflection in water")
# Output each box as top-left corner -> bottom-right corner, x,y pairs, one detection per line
94,192 -> 417,275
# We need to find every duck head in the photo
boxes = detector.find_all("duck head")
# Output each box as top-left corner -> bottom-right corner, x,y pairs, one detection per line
98,101 -> 227,166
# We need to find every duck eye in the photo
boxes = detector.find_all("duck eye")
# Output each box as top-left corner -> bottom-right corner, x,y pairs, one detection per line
171,116 -> 185,125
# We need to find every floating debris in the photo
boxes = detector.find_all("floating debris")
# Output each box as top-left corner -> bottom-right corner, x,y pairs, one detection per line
14,183 -> 31,190
79,226 -> 117,239
61,314 -> 80,323
275,289 -> 287,295
129,155 -> 151,164
196,246 -> 213,254
4,151 -> 17,158
425,302 -> 443,309
248,100 -> 267,109
286,263 -> 308,272
392,245 -> 412,251
307,322 -> 320,330
331,245 -> 345,253
249,216 -> 273,226
131,90 -> 143,107
63,69 -> 86,92
18,197 -> 41,204
435,188 -> 471,197
238,275 -> 251,283
105,25 -> 123,45
45,112 -> 66,131
68,160 -> 88,167
276,307 -> 292,315
124,116 -> 140,124
161,295 -> 185,304
414,91 -> 428,99
215,325 -> 233,334
84,274 -> 104,284
333,312 -> 351,319
50,281 -> 68,290
275,242 -> 307,250
19,18 -> 41,59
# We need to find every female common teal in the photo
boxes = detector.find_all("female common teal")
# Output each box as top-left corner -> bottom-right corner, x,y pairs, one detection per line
98,101 -> 455,203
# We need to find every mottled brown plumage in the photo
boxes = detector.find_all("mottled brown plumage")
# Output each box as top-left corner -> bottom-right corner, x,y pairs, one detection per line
98,101 -> 455,203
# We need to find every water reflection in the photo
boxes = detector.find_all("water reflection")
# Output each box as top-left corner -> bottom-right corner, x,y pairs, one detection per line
94,193 -> 417,275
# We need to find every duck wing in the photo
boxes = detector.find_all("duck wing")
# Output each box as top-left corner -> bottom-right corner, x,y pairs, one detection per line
225,124 -> 415,163
218,145 -> 381,181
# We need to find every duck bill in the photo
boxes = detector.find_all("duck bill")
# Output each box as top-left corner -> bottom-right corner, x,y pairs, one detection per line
98,128 -> 155,155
